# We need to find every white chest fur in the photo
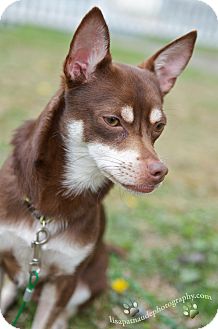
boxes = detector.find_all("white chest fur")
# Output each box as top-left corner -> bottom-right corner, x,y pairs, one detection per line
0,222 -> 93,287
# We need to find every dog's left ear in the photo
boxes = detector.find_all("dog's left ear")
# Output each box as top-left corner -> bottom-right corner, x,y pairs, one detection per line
139,31 -> 197,95
64,7 -> 111,82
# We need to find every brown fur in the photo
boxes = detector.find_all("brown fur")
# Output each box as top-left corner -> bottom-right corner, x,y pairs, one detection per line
0,7 -> 197,328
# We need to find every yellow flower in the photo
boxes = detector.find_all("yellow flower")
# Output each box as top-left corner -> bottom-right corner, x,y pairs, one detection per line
111,278 -> 129,294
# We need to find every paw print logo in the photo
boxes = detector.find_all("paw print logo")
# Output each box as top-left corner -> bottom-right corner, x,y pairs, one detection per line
183,303 -> 199,319
123,300 -> 139,317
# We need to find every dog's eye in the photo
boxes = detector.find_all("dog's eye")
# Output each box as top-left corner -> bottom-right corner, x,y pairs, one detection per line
103,116 -> 120,127
154,122 -> 165,132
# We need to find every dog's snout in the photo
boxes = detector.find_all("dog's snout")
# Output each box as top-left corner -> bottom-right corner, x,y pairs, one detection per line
147,161 -> 168,182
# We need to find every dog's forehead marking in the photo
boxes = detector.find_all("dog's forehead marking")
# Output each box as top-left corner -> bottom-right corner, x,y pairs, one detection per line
121,105 -> 134,123
149,108 -> 163,124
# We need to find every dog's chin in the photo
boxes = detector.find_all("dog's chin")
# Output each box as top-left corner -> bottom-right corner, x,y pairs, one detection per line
122,183 -> 159,194
101,170 -> 160,194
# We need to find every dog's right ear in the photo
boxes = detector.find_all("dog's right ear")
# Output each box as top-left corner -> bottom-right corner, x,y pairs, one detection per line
64,7 -> 111,83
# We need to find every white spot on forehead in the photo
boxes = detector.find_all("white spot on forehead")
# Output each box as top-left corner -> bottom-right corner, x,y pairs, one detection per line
121,105 -> 134,123
150,108 -> 163,124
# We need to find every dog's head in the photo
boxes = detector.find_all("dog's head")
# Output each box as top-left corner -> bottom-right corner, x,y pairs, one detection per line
61,7 -> 197,195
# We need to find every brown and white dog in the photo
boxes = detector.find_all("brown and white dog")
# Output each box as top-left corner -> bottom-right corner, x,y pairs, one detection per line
0,7 -> 196,329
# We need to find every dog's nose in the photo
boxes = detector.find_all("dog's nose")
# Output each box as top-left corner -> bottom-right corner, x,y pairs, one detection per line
147,161 -> 168,183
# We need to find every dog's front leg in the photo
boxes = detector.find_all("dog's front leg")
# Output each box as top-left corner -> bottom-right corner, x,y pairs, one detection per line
0,280 -> 17,316
32,275 -> 77,329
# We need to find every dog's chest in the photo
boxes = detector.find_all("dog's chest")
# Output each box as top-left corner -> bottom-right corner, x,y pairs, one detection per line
0,223 -> 93,286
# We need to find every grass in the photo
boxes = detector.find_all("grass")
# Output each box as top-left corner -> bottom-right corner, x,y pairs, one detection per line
0,25 -> 218,329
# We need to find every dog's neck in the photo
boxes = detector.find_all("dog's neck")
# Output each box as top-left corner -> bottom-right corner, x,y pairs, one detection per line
11,87 -> 112,222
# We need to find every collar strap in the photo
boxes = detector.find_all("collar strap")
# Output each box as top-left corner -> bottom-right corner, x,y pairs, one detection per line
24,196 -> 52,225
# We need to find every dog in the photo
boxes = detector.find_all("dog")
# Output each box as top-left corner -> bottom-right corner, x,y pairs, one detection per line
0,7 -> 196,329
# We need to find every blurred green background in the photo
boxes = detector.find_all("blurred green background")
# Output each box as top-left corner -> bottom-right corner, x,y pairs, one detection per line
0,1 -> 218,329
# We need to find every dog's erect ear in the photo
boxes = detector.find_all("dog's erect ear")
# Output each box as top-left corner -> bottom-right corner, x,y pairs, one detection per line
139,31 -> 197,95
64,7 -> 111,82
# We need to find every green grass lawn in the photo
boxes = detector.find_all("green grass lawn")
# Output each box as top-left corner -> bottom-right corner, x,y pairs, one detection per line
0,25 -> 218,329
